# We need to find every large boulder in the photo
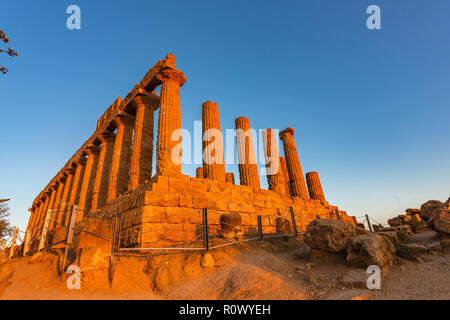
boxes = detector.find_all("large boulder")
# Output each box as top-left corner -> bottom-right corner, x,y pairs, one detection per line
78,245 -> 109,272
432,209 -> 450,234
420,200 -> 444,221
346,233 -> 396,267
444,197 -> 450,209
304,219 -> 356,253
388,214 -> 411,227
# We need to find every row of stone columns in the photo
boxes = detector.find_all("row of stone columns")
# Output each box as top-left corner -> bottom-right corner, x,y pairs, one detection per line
26,54 -> 188,253
195,99 -> 326,201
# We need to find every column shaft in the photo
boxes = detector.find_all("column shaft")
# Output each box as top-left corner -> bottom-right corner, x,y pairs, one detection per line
263,129 -> 287,195
279,157 -> 291,195
279,128 -> 308,199
78,146 -> 100,220
155,55 -> 186,176
129,95 -> 158,189
202,101 -> 226,181
57,170 -> 74,225
225,172 -> 235,185
196,167 -> 204,178
67,159 -> 87,213
50,180 -> 65,229
91,132 -> 115,210
107,115 -> 134,201
235,117 -> 260,189
306,171 -> 326,201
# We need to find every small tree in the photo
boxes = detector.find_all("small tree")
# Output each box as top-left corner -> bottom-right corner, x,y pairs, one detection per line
0,200 -> 13,240
0,29 -> 19,74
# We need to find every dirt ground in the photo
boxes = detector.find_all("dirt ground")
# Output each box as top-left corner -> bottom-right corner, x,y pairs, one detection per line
1,238 -> 449,300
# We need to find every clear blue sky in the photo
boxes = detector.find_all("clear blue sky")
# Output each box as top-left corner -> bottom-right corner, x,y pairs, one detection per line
1,0 -> 449,232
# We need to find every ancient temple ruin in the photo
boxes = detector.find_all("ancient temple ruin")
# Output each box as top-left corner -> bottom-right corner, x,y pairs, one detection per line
23,54 -> 355,255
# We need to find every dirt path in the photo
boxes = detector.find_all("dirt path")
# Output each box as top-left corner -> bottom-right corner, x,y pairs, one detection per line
1,242 -> 449,300
1,259 -> 161,300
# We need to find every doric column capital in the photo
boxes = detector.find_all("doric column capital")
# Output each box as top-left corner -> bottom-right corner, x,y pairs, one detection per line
99,130 -> 116,143
74,156 -> 87,166
156,68 -> 186,87
132,93 -> 160,111
279,127 -> 295,140
86,144 -> 101,156
113,113 -> 135,128
64,166 -> 76,175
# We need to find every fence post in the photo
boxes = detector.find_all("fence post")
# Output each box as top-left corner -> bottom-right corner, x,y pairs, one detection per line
335,209 -> 340,220
61,206 -> 78,272
38,209 -> 53,251
365,214 -> 373,232
352,216 -> 358,227
257,215 -> 263,240
8,227 -> 19,258
111,214 -> 118,255
290,207 -> 298,237
202,208 -> 209,251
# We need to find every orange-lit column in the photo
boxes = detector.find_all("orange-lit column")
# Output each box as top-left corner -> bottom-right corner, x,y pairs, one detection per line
107,115 -> 135,201
202,101 -> 226,181
196,167 -> 204,178
262,128 -> 287,195
225,172 -> 235,185
235,117 -> 260,190
78,145 -> 100,219
279,156 -> 291,195
129,94 -> 159,189
91,131 -> 115,210
279,128 -> 308,199
306,171 -> 326,201
67,158 -> 87,218
57,168 -> 75,224
155,53 -> 186,177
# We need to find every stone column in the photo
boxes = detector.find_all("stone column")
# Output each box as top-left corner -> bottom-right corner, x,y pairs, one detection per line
46,186 -> 58,226
202,101 -> 226,181
196,167 -> 204,178
30,200 -> 43,245
78,145 -> 100,218
36,194 -> 51,243
107,115 -> 135,201
91,131 -> 115,210
57,168 -> 75,224
67,158 -> 87,211
225,172 -> 235,185
235,117 -> 260,189
262,129 -> 287,195
279,128 -> 308,199
129,94 -> 159,189
155,53 -> 186,177
306,171 -> 326,201
279,157 -> 291,195
49,179 -> 65,229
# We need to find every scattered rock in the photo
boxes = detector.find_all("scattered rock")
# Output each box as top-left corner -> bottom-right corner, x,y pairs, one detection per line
377,231 -> 399,243
346,233 -> 396,267
432,209 -> 450,234
420,200 -> 444,221
355,227 -> 370,236
440,239 -> 450,248
201,253 -> 214,268
388,215 -> 411,227
304,219 -> 356,253
408,230 -> 439,244
403,243 -> 429,254
406,208 -> 421,215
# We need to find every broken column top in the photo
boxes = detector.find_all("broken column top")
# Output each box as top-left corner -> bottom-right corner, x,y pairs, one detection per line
279,127 -> 295,139
165,53 -> 176,67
